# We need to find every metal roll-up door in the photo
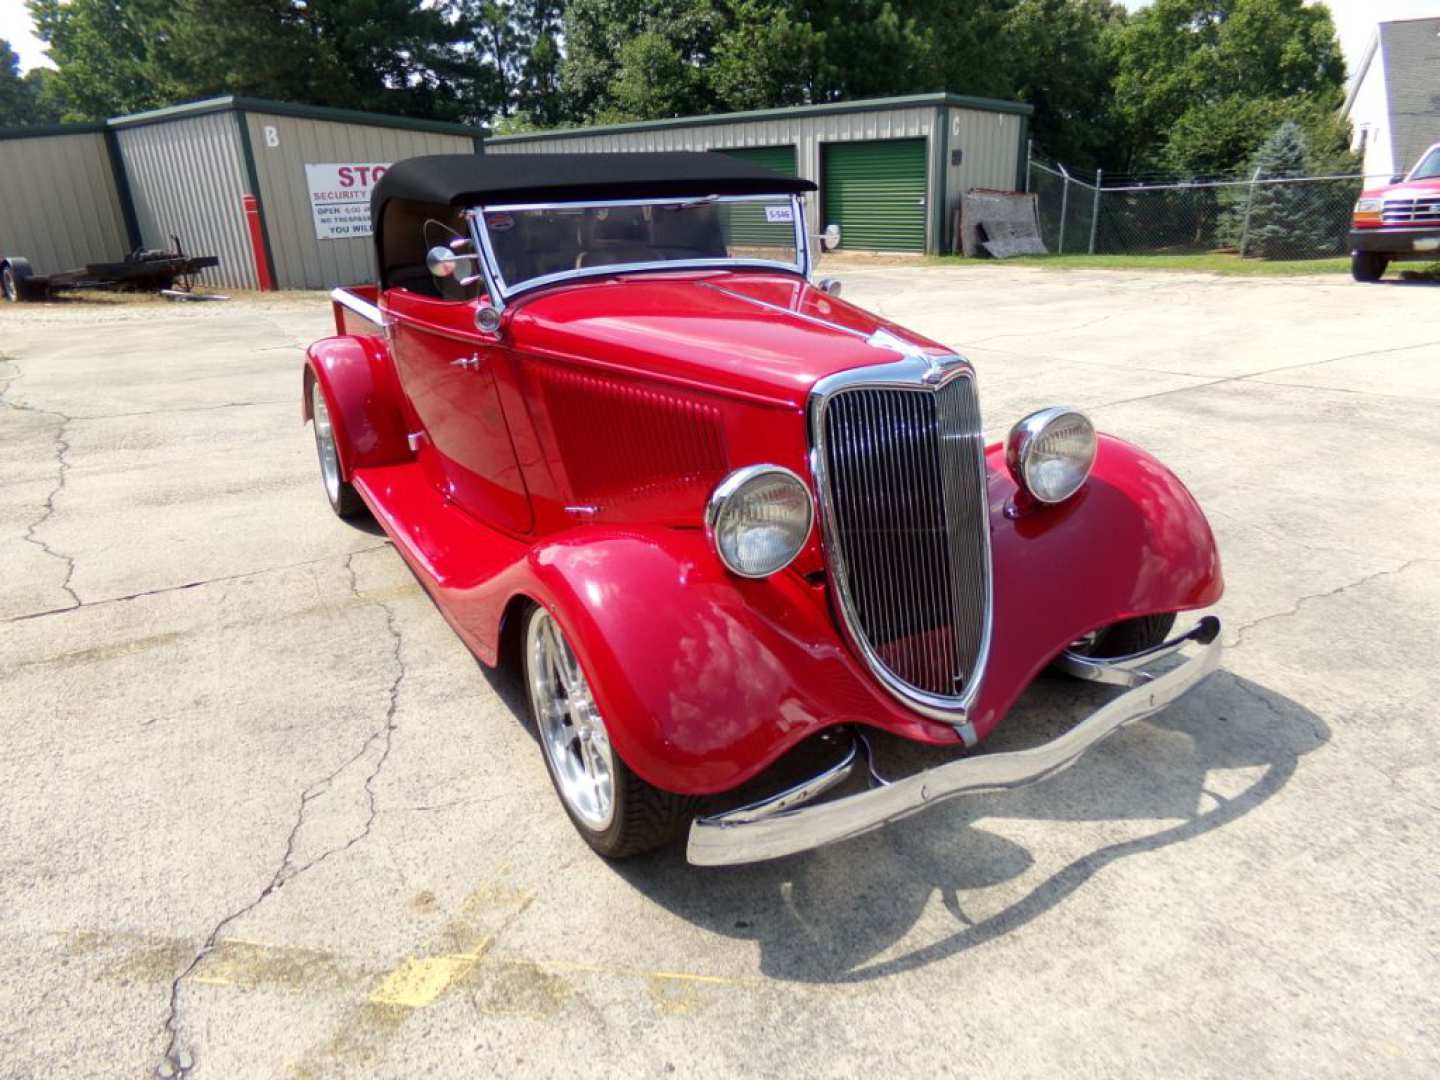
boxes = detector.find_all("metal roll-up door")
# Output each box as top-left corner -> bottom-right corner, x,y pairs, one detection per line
822,139 -> 927,252
714,145 -> 798,249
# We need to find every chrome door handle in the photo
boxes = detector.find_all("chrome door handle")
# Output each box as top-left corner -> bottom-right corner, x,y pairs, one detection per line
450,354 -> 481,371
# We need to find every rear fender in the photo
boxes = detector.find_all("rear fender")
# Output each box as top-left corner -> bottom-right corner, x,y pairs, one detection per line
303,335 -> 410,479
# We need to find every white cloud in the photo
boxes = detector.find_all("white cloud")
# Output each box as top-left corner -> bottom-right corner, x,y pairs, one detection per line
0,2 -> 51,72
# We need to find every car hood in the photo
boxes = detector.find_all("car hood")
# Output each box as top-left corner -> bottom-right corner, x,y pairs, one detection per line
1363,178 -> 1440,199
506,270 -> 950,409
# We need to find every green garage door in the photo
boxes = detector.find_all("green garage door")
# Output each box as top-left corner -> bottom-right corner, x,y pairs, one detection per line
714,145 -> 798,248
822,139 -> 928,252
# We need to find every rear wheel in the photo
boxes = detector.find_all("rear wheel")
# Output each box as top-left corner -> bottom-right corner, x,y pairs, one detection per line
523,605 -> 698,858
1,265 -> 18,303
310,379 -> 367,518
1066,612 -> 1177,662
1351,251 -> 1388,282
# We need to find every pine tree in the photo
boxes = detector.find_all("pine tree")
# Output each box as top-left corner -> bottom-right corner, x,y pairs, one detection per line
1228,121 -> 1333,259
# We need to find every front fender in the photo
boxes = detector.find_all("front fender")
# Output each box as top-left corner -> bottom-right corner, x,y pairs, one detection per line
303,335 -> 410,479
969,433 -> 1223,741
505,434 -> 1220,796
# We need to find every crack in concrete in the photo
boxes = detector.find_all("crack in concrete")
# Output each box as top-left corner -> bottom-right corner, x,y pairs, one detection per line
154,548 -> 407,1076
1230,559 -> 1435,649
5,544 -> 391,624
74,399 -> 291,421
1,357 -> 81,610
1090,338 -> 1440,413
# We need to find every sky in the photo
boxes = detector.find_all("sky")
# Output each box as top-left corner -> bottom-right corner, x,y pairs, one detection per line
4,0 -> 1439,79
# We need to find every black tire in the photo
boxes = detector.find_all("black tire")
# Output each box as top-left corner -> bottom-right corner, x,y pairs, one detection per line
1351,252 -> 1388,283
523,605 -> 700,858
1,265 -> 18,303
1067,612 -> 1176,662
309,378 -> 367,519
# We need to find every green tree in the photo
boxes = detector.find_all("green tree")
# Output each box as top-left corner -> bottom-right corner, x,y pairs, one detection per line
27,0 -> 156,120
1228,120 -> 1336,257
1004,0 -> 1126,170
1109,0 -> 1346,174
0,39 -> 55,127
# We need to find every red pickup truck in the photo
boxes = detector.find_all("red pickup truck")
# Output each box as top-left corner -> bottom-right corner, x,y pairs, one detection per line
1350,142 -> 1440,281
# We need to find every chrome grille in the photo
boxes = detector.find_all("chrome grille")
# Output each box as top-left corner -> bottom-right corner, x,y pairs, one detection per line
1382,196 -> 1440,225
818,372 -> 990,706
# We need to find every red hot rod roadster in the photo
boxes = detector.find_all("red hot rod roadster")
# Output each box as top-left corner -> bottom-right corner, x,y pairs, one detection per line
304,152 -> 1223,866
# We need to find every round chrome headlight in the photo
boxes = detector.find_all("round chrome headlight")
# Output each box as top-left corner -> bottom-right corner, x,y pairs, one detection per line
705,465 -> 814,578
1006,407 -> 1097,504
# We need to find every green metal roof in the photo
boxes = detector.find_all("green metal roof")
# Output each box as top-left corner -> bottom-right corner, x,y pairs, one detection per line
489,92 -> 1033,145
106,95 -> 485,138
0,122 -> 108,142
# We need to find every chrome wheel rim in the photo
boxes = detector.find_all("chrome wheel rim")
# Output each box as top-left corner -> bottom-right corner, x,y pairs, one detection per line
311,381 -> 342,504
526,608 -> 615,830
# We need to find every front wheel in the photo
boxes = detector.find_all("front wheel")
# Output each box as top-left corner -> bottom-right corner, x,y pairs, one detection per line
523,605 -> 698,858
1351,251 -> 1388,282
1,265 -> 18,303
1064,612 -> 1177,664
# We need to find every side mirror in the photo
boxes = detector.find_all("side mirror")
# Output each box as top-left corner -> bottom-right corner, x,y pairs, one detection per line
821,224 -> 841,252
427,245 -> 477,278
1392,174 -> 1406,184
817,277 -> 843,297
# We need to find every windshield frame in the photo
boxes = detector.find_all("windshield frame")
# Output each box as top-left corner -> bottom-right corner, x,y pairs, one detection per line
467,193 -> 811,310
1406,147 -> 1440,183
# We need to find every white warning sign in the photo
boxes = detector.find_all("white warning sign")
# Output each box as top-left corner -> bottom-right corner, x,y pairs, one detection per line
304,163 -> 391,240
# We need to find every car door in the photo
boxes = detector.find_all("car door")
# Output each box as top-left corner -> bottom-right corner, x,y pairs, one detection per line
384,289 -> 533,533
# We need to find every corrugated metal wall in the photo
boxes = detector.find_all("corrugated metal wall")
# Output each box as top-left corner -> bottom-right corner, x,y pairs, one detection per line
244,112 -> 474,289
488,106 -> 939,247
115,113 -> 255,288
0,131 -> 130,276
948,107 -> 1024,195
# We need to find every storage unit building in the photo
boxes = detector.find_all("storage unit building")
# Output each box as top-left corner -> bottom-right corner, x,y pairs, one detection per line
487,93 -> 1032,254
5,97 -> 483,292
109,98 -> 484,289
0,124 -> 136,277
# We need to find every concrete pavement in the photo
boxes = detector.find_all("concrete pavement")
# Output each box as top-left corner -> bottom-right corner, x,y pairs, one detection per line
1,268 -> 1436,1078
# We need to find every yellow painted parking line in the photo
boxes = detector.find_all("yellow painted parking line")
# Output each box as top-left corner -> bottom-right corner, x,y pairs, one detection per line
367,936 -> 493,1009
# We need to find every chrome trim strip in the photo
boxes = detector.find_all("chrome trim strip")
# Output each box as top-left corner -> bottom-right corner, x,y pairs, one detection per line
697,281 -> 870,339
329,286 -> 383,327
687,617 -> 1223,865
807,357 -> 994,732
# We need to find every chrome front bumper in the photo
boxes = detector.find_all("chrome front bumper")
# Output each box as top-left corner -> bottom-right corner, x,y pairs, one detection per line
686,616 -> 1222,866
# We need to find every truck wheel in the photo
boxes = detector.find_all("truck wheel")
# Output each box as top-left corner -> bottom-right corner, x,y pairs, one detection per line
1065,612 -> 1176,663
1351,252 -> 1388,282
309,379 -> 367,518
2,265 -> 18,303
524,605 -> 699,858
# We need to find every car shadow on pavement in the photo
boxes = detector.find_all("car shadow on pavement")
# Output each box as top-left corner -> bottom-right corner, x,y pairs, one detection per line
606,670 -> 1328,984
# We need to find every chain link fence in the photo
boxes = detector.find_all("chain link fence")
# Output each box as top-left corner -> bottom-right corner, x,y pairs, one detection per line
1027,155 -> 1391,261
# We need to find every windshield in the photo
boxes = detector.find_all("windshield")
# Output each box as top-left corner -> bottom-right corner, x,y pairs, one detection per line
1409,149 -> 1440,181
475,195 -> 803,295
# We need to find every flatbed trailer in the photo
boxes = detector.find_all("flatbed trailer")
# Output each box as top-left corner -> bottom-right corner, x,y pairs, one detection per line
1,241 -> 219,302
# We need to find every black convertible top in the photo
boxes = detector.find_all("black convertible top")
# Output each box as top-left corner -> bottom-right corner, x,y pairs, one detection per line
371,151 -> 815,223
